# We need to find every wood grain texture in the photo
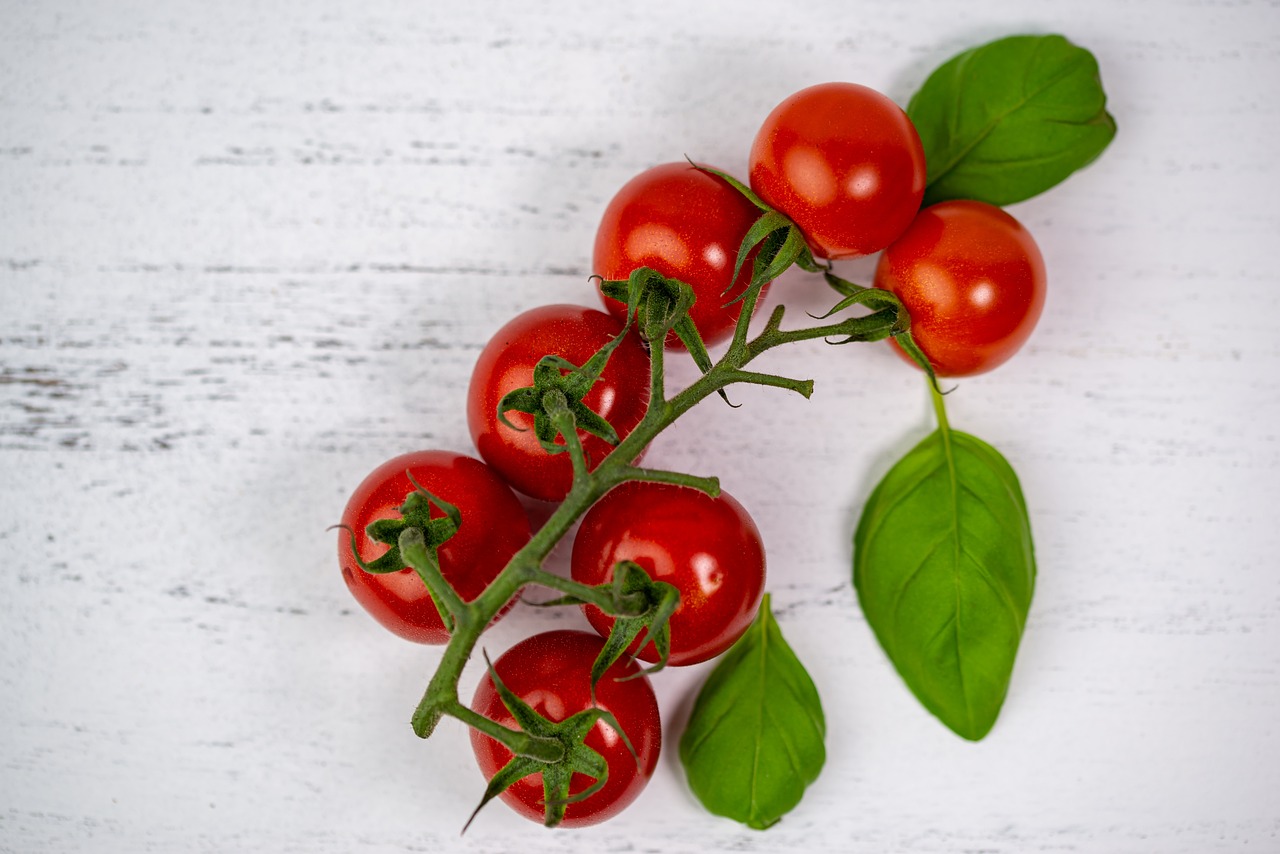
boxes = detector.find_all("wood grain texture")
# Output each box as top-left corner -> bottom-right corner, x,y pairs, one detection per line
2,0 -> 1279,851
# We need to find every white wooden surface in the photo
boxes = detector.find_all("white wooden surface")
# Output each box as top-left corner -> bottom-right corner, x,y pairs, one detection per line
2,0 -> 1278,851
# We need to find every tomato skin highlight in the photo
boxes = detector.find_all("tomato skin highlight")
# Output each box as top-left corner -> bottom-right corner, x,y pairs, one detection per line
467,304 -> 650,502
469,630 -> 662,828
593,161 -> 769,347
571,482 -> 766,666
749,82 -> 926,259
338,450 -> 531,644
874,200 -> 1047,377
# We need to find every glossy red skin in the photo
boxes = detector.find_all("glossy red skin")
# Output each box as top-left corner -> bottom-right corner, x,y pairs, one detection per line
467,305 -> 650,502
874,200 -> 1047,377
749,82 -> 926,259
338,450 -> 530,644
571,482 -> 766,666
593,162 -> 769,347
470,630 -> 661,828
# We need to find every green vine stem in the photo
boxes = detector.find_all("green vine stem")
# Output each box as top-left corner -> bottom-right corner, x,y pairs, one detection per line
930,375 -> 952,435
403,281 -> 913,741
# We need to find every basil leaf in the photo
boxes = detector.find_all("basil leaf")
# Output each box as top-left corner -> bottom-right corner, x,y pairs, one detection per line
907,33 -> 1116,206
853,428 -> 1035,741
679,594 -> 825,830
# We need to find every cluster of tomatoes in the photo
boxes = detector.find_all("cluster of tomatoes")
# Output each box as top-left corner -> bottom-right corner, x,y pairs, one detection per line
337,81 -> 1047,828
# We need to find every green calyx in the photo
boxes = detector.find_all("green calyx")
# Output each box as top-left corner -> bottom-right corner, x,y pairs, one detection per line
690,162 -> 825,291
599,267 -> 694,346
356,484 -> 462,574
586,561 -> 680,685
339,481 -> 468,637
820,271 -> 942,393
497,307 -> 639,456
465,652 -> 639,831
599,266 -> 723,400
535,560 -> 682,687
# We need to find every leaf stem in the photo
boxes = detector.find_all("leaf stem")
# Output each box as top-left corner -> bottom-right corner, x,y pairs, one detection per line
929,378 -> 951,436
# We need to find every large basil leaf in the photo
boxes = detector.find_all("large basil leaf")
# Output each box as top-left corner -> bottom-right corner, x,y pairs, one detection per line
854,428 -> 1035,741
908,34 -> 1116,206
679,595 -> 825,829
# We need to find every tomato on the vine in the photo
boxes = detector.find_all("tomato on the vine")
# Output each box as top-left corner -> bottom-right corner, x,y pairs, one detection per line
469,630 -> 661,828
571,481 -> 766,666
874,199 -> 1047,377
467,304 -> 650,502
749,82 -> 926,259
593,161 -> 768,347
338,450 -> 530,644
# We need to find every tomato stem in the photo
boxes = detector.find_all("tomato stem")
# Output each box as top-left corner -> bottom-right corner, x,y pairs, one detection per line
724,272 -> 765,363
724,369 -> 814,398
527,570 -> 651,617
398,527 -> 466,633
543,389 -> 591,483
450,700 -> 566,763
645,316 -> 667,405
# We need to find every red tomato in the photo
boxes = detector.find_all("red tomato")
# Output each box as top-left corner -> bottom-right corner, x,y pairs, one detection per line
467,304 -> 650,502
749,82 -> 926,259
571,482 -> 766,666
874,200 -> 1047,377
470,630 -> 661,828
338,450 -> 530,644
593,162 -> 769,347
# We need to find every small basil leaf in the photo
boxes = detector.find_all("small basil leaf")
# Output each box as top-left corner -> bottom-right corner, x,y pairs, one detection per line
854,428 -> 1035,740
908,33 -> 1116,206
679,594 -> 825,830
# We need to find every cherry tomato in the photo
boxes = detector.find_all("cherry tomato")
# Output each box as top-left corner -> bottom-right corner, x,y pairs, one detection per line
749,82 -> 926,259
874,200 -> 1047,377
338,450 -> 530,644
593,162 -> 769,347
571,482 -> 766,666
467,304 -> 650,502
470,630 -> 661,828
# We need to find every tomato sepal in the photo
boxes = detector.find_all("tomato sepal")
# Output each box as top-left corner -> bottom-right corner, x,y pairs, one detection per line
599,267 -> 709,362
820,272 -> 943,393
464,650 -> 640,830
526,560 -> 681,684
496,333 -> 634,457
599,266 -> 733,405
336,478 -> 474,634
493,301 -> 642,459
686,157 -> 770,212
738,211 -> 815,292
892,330 -> 946,394
691,162 -> 825,290
341,481 -> 462,575
587,562 -> 680,684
